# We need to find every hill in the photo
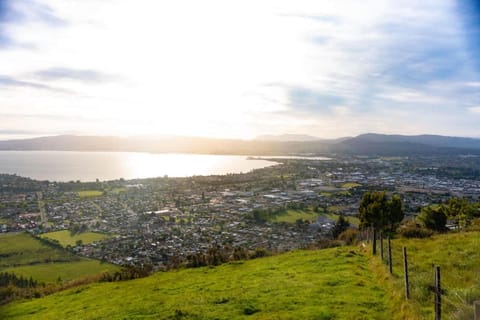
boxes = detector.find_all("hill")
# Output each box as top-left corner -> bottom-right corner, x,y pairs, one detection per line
255,134 -> 322,142
2,231 -> 479,319
1,246 -> 395,320
1,133 -> 480,156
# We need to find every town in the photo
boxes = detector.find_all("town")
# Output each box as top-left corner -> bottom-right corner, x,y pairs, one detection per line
1,154 -> 480,269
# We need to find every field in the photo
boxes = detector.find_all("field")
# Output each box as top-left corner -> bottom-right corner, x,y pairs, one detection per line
272,209 -> 318,223
341,182 -> 362,189
0,246 -> 395,320
77,190 -> 103,198
272,208 -> 360,226
387,231 -> 480,319
2,260 -> 114,284
2,232 -> 479,319
40,230 -> 110,247
0,233 -> 118,284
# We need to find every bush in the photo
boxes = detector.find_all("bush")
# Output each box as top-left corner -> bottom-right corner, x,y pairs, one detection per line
338,228 -> 358,245
397,220 -> 433,238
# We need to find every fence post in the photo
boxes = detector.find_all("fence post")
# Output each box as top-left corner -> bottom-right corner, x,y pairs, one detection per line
435,266 -> 441,320
380,231 -> 384,261
372,228 -> 377,255
388,237 -> 392,274
474,300 -> 480,320
403,246 -> 409,299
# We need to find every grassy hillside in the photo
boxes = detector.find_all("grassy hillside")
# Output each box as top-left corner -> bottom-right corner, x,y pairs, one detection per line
1,246 -> 394,320
2,231 -> 478,319
39,230 -> 110,247
0,233 -> 118,284
387,231 -> 480,319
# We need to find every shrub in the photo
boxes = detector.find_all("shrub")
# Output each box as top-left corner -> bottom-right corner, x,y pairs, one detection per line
397,220 -> 433,238
338,228 -> 358,245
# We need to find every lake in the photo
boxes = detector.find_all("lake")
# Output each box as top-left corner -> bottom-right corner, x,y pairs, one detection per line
0,151 -> 281,182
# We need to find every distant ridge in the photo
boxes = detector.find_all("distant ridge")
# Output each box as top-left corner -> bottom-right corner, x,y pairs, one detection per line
255,134 -> 321,142
0,133 -> 479,156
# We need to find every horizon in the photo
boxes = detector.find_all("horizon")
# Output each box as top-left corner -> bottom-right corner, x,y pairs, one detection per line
1,1 -> 480,140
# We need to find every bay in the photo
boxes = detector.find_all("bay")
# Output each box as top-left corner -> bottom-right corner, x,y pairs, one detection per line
0,151 -> 279,182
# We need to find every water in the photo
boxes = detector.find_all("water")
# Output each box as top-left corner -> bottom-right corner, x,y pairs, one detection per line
0,151 -> 280,182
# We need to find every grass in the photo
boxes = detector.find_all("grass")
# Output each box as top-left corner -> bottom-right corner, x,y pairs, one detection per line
0,233 -> 77,268
272,209 -> 318,223
379,231 -> 480,319
341,182 -> 362,189
0,233 -> 118,284
0,246 -> 394,320
0,218 -> 10,224
271,208 -> 360,226
40,230 -> 110,247
2,260 -> 115,284
77,190 -> 103,198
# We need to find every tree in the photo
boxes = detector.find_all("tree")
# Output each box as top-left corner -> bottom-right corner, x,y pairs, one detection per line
418,206 -> 447,232
359,191 -> 404,254
444,197 -> 476,230
332,215 -> 350,239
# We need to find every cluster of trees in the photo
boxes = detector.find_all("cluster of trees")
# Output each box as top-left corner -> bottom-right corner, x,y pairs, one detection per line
186,245 -> 269,268
359,191 -> 404,232
0,272 -> 44,304
101,264 -> 153,282
358,191 -> 404,253
0,272 -> 39,289
418,197 -> 480,232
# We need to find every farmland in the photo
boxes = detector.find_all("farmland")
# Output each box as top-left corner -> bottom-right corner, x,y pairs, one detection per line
0,233 -> 118,284
39,230 -> 110,247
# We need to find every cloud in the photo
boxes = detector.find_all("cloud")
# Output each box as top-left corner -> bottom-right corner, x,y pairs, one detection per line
0,74 -> 71,93
469,107 -> 480,114
34,67 -> 115,83
287,87 -> 344,114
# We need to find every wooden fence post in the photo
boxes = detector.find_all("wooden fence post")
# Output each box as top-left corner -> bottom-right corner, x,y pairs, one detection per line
380,231 -> 384,261
403,247 -> 409,299
435,266 -> 441,320
372,228 -> 377,255
388,237 -> 392,274
474,300 -> 480,320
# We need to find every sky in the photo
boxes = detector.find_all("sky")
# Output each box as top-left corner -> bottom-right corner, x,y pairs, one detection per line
0,0 -> 479,140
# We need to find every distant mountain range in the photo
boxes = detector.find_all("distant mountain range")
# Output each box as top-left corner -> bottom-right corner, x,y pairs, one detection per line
255,134 -> 322,142
0,133 -> 480,156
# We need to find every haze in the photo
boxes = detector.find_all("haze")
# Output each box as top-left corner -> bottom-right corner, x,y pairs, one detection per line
0,0 -> 479,140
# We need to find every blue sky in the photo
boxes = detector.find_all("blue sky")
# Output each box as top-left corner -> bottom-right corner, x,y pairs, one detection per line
0,0 -> 479,139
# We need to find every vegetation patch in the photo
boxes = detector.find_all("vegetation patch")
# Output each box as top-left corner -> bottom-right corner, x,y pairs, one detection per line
272,209 -> 318,223
0,247 -> 395,319
0,233 -> 118,284
77,190 -> 103,198
380,231 -> 480,319
341,182 -> 362,189
40,230 -> 110,247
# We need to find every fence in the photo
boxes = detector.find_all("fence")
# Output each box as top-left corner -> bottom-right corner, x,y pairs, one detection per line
368,231 -> 479,320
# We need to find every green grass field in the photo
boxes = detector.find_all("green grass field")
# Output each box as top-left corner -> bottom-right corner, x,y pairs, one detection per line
271,208 -> 360,226
387,231 -> 480,319
2,260 -> 115,284
40,230 -> 110,247
0,233 -> 118,284
0,233 -> 77,268
272,209 -> 318,223
0,247 -> 394,320
2,231 -> 479,319
341,182 -> 362,189
77,190 -> 103,198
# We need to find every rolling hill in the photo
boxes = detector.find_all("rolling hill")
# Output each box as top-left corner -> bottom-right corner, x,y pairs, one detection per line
2,231 -> 479,319
0,133 -> 480,156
